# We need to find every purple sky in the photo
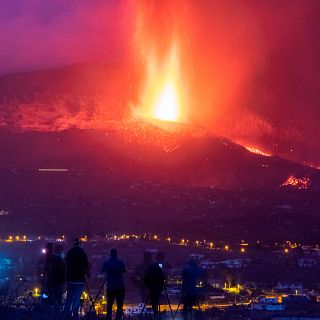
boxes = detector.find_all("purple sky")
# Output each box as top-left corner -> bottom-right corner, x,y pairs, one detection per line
0,0 -> 130,75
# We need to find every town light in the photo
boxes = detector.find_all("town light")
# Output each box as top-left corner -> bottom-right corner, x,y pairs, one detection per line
34,288 -> 40,297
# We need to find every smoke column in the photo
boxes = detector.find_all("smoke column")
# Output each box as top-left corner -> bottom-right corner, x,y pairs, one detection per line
130,0 -> 320,164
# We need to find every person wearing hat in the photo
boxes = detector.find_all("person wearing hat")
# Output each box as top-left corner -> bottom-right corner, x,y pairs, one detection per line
65,238 -> 90,319
102,248 -> 126,320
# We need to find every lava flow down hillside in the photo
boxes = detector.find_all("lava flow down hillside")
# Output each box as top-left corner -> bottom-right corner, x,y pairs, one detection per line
0,118 -> 319,190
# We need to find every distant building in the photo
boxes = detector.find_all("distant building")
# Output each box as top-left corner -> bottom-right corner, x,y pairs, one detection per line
210,279 -> 224,289
200,258 -> 251,269
251,296 -> 285,311
124,304 -> 152,315
297,258 -> 317,267
208,293 -> 226,300
189,253 -> 205,260
166,287 -> 181,296
275,282 -> 303,291
219,259 -> 251,269
200,260 -> 216,269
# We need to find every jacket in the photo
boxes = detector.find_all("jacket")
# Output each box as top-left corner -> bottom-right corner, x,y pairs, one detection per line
66,246 -> 89,283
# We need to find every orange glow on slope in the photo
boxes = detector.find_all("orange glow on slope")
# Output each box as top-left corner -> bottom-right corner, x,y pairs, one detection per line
138,44 -> 187,123
281,176 -> 311,189
244,146 -> 271,157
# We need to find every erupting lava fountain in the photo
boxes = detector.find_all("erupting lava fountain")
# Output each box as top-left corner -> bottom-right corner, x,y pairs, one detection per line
137,43 -> 188,124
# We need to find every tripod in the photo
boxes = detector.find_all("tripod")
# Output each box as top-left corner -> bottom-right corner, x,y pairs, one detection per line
138,282 -> 174,320
85,278 -> 108,319
173,294 -> 204,320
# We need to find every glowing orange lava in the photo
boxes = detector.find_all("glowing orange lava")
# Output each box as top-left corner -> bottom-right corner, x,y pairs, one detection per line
154,82 -> 179,121
137,43 -> 187,123
244,146 -> 271,157
281,176 -> 311,189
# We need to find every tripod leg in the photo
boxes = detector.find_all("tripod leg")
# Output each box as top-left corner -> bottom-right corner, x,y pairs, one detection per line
85,281 -> 96,314
195,298 -> 204,320
88,278 -> 107,318
163,285 -> 174,319
173,296 -> 183,320
94,278 -> 107,304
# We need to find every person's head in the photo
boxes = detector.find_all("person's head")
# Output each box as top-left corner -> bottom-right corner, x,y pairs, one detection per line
46,242 -> 53,255
54,244 -> 64,257
143,251 -> 152,262
157,251 -> 165,262
73,238 -> 81,247
187,258 -> 198,266
109,248 -> 118,258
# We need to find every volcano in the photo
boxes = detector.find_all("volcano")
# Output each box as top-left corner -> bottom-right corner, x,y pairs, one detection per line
1,66 -> 320,240
0,117 -> 319,190
0,64 -> 319,190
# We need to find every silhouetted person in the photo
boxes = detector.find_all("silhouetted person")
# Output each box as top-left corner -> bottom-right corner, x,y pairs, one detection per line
102,248 -> 126,320
65,238 -> 90,319
43,242 -> 65,307
144,252 -> 166,319
132,251 -> 152,303
181,259 -> 202,320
